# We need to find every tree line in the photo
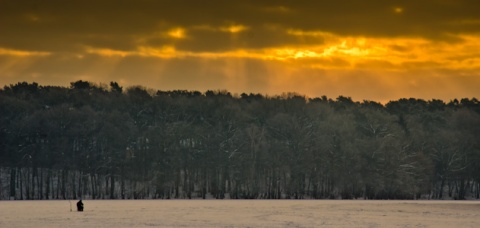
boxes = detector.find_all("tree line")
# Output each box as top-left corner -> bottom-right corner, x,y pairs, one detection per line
1,81 -> 479,200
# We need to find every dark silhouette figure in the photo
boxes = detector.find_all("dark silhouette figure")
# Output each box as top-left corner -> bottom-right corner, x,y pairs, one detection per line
76,200 -> 84,212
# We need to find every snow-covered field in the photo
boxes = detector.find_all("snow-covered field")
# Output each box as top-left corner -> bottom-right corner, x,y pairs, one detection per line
1,200 -> 479,227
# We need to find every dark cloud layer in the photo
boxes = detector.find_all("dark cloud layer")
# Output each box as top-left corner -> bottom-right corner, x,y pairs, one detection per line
2,0 -> 480,53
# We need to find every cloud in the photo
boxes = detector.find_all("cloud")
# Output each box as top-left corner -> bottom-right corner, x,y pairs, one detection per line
2,0 -> 480,53
219,24 -> 249,34
167,27 -> 187,39
1,0 -> 479,102
0,48 -> 51,57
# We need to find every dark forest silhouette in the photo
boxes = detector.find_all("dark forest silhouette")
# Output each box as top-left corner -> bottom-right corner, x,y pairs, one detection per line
1,81 -> 479,200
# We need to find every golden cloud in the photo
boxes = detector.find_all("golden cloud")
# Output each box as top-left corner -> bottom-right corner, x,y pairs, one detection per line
82,28 -> 480,76
192,23 -> 249,34
85,47 -> 129,57
0,48 -> 51,57
219,25 -> 249,33
167,27 -> 186,39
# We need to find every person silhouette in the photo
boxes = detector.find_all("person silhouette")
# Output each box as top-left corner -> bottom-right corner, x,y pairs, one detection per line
76,199 -> 84,212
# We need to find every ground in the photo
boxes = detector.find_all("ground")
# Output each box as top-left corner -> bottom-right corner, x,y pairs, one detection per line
1,200 -> 479,227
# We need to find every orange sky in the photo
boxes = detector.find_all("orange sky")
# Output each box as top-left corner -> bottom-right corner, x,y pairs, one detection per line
1,0 -> 480,103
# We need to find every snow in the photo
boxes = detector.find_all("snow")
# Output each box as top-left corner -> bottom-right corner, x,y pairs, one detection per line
1,200 -> 479,227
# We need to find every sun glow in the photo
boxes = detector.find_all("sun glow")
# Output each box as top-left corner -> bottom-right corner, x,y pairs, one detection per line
220,25 -> 248,33
167,28 -> 186,39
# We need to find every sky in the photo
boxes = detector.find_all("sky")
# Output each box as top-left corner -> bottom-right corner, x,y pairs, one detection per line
1,0 -> 480,103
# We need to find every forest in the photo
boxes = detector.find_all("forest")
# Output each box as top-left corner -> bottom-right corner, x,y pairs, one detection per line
1,81 -> 479,200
